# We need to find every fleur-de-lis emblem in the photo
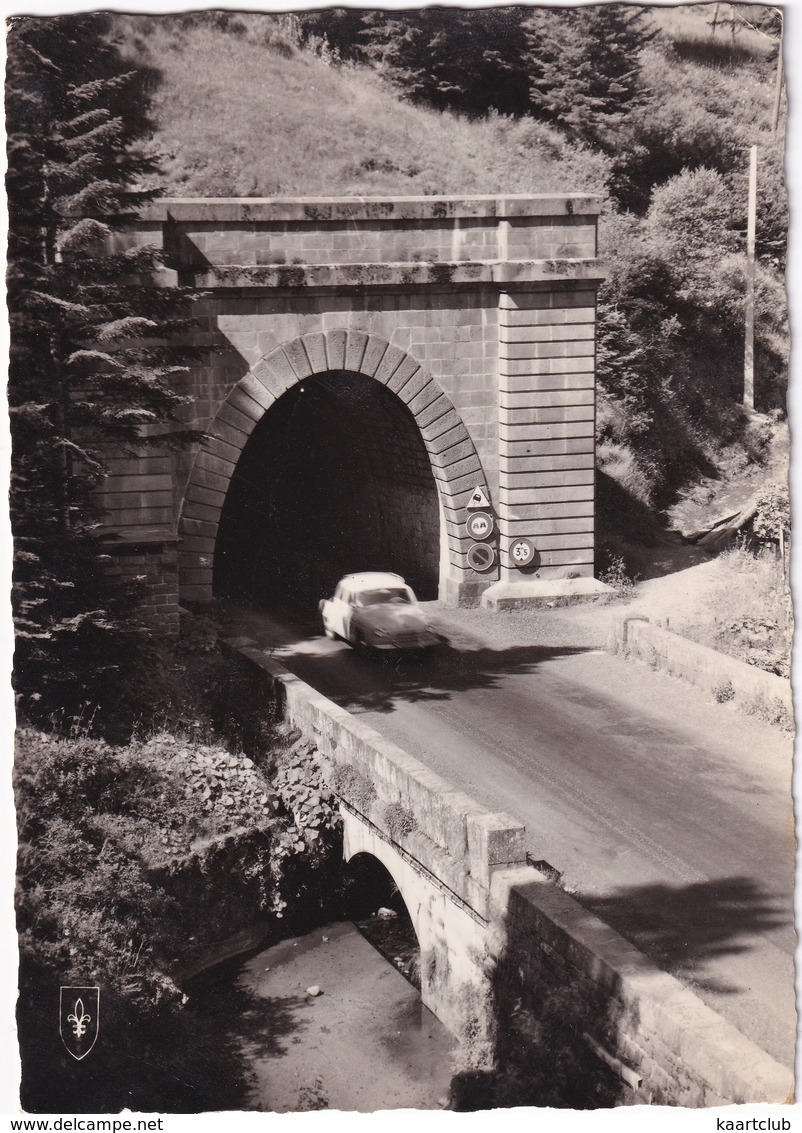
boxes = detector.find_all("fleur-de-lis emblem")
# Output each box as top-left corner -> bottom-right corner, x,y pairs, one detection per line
67,998 -> 91,1038
59,986 -> 100,1060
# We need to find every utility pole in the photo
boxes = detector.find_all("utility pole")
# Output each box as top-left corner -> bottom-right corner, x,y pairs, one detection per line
771,12 -> 784,133
743,144 -> 757,411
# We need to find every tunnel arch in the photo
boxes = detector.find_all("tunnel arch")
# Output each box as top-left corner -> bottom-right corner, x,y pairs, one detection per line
178,331 -> 491,605
214,368 -> 441,607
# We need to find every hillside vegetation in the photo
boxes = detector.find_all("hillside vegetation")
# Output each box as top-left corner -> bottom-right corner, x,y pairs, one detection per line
119,15 -> 609,199
119,7 -> 787,543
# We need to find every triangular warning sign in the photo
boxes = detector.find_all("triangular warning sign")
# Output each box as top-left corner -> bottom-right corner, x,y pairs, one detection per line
466,486 -> 490,509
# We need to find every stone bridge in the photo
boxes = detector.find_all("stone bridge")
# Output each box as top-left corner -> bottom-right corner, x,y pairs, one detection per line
226,636 -> 792,1108
102,194 -> 609,629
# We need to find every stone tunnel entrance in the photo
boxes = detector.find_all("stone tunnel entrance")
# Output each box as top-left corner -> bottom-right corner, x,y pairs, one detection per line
214,369 -> 441,612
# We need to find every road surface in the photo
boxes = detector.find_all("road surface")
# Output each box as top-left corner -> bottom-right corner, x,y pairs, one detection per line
219,600 -> 796,1068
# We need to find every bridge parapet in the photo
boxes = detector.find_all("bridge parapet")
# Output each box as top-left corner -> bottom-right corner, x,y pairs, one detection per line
224,633 -> 527,1058
224,636 -> 525,920
222,634 -> 794,1102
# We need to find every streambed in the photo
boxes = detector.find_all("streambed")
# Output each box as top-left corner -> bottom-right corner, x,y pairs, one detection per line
190,919 -> 456,1112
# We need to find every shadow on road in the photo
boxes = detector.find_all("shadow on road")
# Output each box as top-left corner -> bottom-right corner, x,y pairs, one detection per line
286,640 -> 594,715
579,874 -> 791,996
219,599 -> 596,715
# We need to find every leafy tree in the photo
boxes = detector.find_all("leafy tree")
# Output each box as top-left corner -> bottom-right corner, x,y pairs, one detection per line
645,166 -> 738,271
7,15 -> 197,733
610,45 -> 767,213
597,160 -> 787,510
524,4 -> 654,148
295,7 -> 366,63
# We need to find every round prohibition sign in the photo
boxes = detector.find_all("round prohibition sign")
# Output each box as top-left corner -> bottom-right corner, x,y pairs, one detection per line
509,538 -> 537,567
467,542 -> 496,572
466,511 -> 494,540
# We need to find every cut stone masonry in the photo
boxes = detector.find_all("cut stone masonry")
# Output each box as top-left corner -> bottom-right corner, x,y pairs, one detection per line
100,195 -> 609,616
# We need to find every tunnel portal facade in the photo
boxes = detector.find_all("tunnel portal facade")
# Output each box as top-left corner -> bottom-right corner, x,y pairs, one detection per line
101,195 -> 607,627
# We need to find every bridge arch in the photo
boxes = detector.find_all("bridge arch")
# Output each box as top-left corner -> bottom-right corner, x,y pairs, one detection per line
340,808 -> 495,1060
178,330 -> 491,606
345,850 -> 422,966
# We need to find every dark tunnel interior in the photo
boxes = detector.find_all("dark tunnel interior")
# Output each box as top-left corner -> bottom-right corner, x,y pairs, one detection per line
214,370 -> 441,612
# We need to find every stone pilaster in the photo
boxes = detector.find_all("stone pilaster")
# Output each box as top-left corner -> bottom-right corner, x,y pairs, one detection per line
484,285 -> 608,606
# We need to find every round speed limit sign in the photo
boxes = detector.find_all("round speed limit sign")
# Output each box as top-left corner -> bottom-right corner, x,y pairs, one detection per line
466,511 -> 494,540
509,538 -> 537,568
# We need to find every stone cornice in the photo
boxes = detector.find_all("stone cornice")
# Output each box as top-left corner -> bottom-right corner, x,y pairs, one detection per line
187,258 -> 607,290
142,193 -> 603,223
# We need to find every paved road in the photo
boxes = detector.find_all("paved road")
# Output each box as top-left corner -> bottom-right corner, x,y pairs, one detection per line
220,600 -> 796,1068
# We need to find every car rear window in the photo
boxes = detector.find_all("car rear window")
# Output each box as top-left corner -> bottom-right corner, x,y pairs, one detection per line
357,587 -> 412,607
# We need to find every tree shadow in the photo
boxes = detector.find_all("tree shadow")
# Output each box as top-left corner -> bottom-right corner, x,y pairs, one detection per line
17,951 -> 309,1113
579,874 -> 792,996
596,470 -> 715,581
270,636 -> 596,716
220,597 -> 597,715
189,955 -> 310,1065
125,971 -> 308,1113
485,872 -> 794,1110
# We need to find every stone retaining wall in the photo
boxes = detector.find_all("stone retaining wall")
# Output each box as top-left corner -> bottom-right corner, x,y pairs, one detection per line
609,614 -> 792,716
491,868 -> 793,1106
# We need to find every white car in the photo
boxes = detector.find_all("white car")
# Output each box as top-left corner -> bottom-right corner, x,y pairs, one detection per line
319,572 -> 442,652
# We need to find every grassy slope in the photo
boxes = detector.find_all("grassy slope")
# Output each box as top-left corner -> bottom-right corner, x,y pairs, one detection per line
119,11 -> 786,555
119,9 -> 777,202
120,17 -> 609,198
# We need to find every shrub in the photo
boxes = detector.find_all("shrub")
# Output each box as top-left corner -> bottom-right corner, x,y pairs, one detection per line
596,440 -> 656,508
597,554 -> 638,602
383,801 -> 417,841
713,680 -> 735,704
331,763 -> 377,813
752,483 -> 790,541
668,543 -> 792,683
741,693 -> 794,732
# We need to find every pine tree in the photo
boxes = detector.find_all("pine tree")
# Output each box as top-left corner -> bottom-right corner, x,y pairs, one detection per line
524,5 -> 655,148
7,15 -> 197,733
358,8 -> 530,117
